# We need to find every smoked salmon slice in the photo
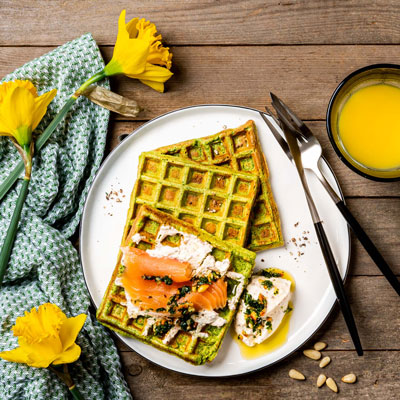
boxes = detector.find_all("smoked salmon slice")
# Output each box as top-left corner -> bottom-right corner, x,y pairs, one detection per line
182,279 -> 227,311
120,246 -> 227,313
121,250 -> 189,311
121,247 -> 192,282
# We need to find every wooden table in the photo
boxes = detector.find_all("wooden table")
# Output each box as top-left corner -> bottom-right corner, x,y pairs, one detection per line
2,1 -> 399,398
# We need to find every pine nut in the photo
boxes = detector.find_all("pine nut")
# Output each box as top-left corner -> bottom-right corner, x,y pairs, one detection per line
314,341 -> 327,351
342,373 -> 357,383
326,377 -> 338,393
317,374 -> 326,388
289,369 -> 305,380
319,356 -> 331,368
303,349 -> 321,360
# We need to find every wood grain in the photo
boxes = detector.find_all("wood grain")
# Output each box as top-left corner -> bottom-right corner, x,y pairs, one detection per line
1,1 -> 400,46
3,45 -> 400,121
120,350 -> 400,399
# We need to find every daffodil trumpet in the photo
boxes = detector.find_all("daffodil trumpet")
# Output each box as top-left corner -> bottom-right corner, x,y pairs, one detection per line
0,9 -> 173,202
0,303 -> 87,400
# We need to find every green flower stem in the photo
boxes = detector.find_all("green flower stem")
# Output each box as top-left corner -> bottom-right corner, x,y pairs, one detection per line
73,70 -> 106,98
0,178 -> 29,286
0,69 -> 106,202
50,364 -> 85,400
69,385 -> 85,400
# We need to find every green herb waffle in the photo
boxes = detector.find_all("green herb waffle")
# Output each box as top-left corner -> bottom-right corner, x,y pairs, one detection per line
96,205 -> 256,365
155,120 -> 284,251
129,151 -> 260,247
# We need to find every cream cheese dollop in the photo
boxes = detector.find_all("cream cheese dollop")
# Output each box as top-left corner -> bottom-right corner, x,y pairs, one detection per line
146,225 -> 231,278
235,276 -> 292,347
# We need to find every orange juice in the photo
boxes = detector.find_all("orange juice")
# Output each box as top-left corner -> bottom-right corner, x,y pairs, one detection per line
338,84 -> 400,170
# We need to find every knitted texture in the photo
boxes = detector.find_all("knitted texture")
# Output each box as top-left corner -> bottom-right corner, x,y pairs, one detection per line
0,34 -> 132,400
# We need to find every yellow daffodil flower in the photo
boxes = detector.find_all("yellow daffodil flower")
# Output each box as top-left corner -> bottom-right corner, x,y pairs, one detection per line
0,80 -> 57,148
0,303 -> 86,368
103,10 -> 173,92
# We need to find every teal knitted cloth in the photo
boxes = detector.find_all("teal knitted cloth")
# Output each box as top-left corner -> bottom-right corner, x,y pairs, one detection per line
0,34 -> 132,399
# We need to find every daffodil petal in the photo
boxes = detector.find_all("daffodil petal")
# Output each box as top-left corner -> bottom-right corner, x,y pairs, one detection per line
115,10 -> 129,45
139,79 -> 165,93
108,38 -> 149,77
0,87 -> 35,144
18,333 -> 63,363
31,88 -> 57,131
105,10 -> 150,77
127,63 -> 173,82
59,314 -> 86,351
0,347 -> 30,364
52,343 -> 81,366
126,17 -> 139,39
112,10 -> 148,74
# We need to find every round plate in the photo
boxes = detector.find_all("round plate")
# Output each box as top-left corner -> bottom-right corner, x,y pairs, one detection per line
80,105 -> 350,377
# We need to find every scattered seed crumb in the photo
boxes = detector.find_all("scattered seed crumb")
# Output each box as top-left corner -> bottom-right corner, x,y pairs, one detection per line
261,259 -> 265,262
294,222 -> 299,227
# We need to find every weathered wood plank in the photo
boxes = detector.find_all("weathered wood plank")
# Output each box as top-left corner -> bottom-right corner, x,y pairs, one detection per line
3,45 -> 400,121
108,121 -> 400,198
1,1 -> 400,46
346,199 -> 400,276
119,350 -> 400,399
113,276 -> 400,353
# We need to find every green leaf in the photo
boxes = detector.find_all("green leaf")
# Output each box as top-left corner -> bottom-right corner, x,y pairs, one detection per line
0,178 -> 30,286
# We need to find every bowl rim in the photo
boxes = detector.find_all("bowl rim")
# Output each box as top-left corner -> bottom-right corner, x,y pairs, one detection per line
326,63 -> 400,182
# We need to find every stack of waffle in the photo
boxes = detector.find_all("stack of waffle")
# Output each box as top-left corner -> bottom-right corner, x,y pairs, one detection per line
97,120 -> 283,364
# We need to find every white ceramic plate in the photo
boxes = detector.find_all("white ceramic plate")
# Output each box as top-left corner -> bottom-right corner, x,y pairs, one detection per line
80,105 -> 350,377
